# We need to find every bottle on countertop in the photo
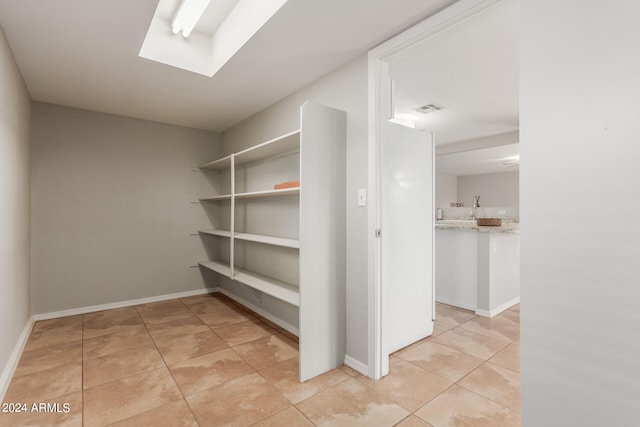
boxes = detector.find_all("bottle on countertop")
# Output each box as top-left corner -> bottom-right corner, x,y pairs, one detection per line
436,208 -> 443,221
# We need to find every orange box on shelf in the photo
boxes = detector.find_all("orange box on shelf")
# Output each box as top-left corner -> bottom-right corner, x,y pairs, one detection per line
273,180 -> 300,190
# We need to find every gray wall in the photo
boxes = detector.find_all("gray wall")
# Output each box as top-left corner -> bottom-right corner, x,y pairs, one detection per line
30,103 -> 220,314
435,171 -> 457,208
521,1 -> 640,425
221,55 -> 369,365
457,171 -> 519,207
0,26 -> 31,393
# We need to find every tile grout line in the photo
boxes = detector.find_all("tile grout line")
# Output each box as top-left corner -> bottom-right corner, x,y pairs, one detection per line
17,298 -> 519,426
455,381 -> 521,417
197,295 -> 318,425
83,305 -> 195,426
435,310 -> 520,419
407,381 -> 458,424
179,295 -> 298,426
137,302 -> 203,427
390,310 -> 520,422
430,322 -> 516,360
346,351 -> 459,421
289,373 -> 354,426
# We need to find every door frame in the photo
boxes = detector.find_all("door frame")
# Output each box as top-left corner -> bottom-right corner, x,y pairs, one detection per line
367,0 -> 503,379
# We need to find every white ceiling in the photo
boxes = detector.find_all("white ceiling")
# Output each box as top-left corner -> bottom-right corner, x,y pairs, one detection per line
0,0 -> 458,132
436,142 -> 519,176
389,0 -> 519,148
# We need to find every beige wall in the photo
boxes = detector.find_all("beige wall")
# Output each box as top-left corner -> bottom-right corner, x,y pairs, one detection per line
435,172 -> 458,208
30,103 -> 220,314
0,27 -> 31,393
221,55 -> 369,365
457,171 -> 519,207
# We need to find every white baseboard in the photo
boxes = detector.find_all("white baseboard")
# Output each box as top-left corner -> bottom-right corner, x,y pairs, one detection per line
8,286 -> 302,401
33,288 -> 219,321
435,296 -> 476,312
0,316 -> 35,402
218,288 -> 299,337
475,297 -> 520,318
344,355 -> 368,376
4,286 -> 305,401
2,288 -> 218,400
31,285 -> 299,336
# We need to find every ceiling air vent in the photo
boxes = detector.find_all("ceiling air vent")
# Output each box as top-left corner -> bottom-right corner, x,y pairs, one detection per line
415,104 -> 444,114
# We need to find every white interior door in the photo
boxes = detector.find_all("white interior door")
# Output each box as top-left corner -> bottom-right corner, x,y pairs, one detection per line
381,122 -> 434,358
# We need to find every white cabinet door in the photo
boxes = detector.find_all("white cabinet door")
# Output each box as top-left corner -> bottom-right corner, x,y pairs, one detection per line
382,122 -> 434,356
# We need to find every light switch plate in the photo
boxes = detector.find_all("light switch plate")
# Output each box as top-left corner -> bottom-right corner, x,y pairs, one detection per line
358,188 -> 367,207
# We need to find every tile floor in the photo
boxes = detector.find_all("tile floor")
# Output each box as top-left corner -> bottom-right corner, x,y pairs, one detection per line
0,294 -> 520,426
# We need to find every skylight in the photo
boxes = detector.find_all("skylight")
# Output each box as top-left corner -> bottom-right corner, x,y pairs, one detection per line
171,0 -> 212,38
139,0 -> 289,77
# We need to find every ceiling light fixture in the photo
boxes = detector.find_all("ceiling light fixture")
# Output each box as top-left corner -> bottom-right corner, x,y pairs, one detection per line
171,0 -> 211,38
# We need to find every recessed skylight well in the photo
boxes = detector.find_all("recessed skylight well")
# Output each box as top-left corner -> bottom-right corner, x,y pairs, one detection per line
139,0 -> 289,77
171,0 -> 211,38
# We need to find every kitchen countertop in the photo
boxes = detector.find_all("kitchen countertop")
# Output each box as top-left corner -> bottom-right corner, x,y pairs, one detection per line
435,220 -> 520,234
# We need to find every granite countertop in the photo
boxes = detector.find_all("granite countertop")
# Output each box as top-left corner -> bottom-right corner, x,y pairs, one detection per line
435,220 -> 520,234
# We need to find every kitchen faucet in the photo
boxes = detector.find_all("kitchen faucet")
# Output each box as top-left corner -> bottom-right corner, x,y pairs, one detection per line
472,195 -> 480,220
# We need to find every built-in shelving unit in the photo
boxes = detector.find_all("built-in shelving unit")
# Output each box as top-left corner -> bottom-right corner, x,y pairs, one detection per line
195,101 -> 346,382
198,260 -> 231,277
234,187 -> 299,199
234,130 -> 300,166
198,229 -> 232,238
233,267 -> 300,307
199,194 -> 232,202
199,154 -> 233,170
198,229 -> 299,249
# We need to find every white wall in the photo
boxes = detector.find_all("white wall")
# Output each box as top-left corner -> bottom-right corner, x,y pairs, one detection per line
221,55 -> 369,366
30,103 -> 220,314
0,26 -> 31,396
521,1 -> 640,425
435,171 -> 457,208
457,171 -> 518,207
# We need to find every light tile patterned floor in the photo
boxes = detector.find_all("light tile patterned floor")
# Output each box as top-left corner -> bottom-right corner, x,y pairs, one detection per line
0,295 -> 520,426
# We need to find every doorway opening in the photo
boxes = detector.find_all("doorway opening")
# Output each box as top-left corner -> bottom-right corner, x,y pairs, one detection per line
368,0 -> 520,379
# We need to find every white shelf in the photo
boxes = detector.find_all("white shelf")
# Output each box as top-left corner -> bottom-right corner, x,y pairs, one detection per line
200,188 -> 298,201
194,102 -> 346,382
199,131 -> 300,171
198,229 -> 232,238
235,232 -> 299,249
199,194 -> 232,202
235,187 -> 299,199
235,130 -> 300,166
198,230 -> 298,249
199,155 -> 232,170
198,260 -> 231,278
233,267 -> 300,307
